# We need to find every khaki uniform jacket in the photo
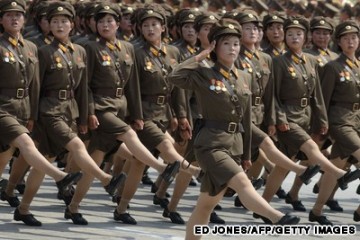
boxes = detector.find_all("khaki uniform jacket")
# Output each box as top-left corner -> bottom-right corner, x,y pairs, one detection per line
273,51 -> 328,132
169,57 -> 252,160
305,46 -> 338,79
263,44 -> 286,59
28,33 -> 52,49
38,39 -> 88,125
86,38 -> 142,121
0,32 -> 39,121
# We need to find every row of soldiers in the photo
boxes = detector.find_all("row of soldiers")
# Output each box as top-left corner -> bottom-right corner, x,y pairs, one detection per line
0,0 -> 359,232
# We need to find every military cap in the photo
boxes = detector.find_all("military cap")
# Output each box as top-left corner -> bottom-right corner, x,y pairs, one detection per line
193,12 -> 218,32
83,2 -> 98,19
268,0 -> 285,12
293,2 -> 306,15
235,10 -> 260,25
120,5 -> 134,16
283,16 -> 309,32
208,18 -> 242,42
94,3 -> 121,19
221,10 -> 239,20
334,20 -> 360,39
252,0 -> 269,12
177,9 -> 200,26
139,7 -> 165,24
262,11 -> 286,29
310,17 -> 334,32
47,1 -> 76,20
0,0 -> 26,14
324,2 -> 340,16
34,0 -> 51,19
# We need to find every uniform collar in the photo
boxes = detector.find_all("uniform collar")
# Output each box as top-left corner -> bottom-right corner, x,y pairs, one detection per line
3,32 -> 24,47
290,51 -> 306,64
342,53 -> 359,69
53,38 -> 75,53
214,62 -> 238,80
186,44 -> 198,55
313,45 -> 329,56
147,42 -> 167,57
240,46 -> 259,60
271,44 -> 286,56
101,38 -> 122,52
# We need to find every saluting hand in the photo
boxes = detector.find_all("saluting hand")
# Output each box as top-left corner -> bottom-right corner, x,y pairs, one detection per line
195,41 -> 216,62
88,115 -> 99,130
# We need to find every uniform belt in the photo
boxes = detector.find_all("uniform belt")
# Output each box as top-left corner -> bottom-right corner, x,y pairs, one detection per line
282,97 -> 309,107
44,89 -> 74,100
331,102 -> 360,111
252,95 -> 262,106
0,88 -> 29,99
93,88 -> 123,98
204,120 -> 244,133
142,94 -> 170,105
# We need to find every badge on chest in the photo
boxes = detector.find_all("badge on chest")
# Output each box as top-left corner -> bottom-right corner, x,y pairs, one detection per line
3,52 -> 15,63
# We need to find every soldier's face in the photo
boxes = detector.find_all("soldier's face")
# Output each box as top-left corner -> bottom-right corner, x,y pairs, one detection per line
181,23 -> 197,45
120,14 -> 132,32
39,16 -> 50,35
97,14 -> 119,40
50,15 -> 73,42
215,35 -> 240,66
241,22 -> 259,45
266,22 -> 284,45
312,29 -> 331,49
0,11 -> 24,35
141,17 -> 165,44
338,33 -> 359,55
197,24 -> 212,46
285,28 -> 306,51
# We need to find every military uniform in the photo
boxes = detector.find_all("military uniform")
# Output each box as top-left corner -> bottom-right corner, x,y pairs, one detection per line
262,12 -> 287,58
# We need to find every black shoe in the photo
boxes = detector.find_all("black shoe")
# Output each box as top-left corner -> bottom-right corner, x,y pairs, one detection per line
223,188 -> 236,197
0,179 -> 8,190
141,172 -> 153,186
114,209 -> 137,225
150,184 -> 170,197
14,208 -> 42,226
275,213 -> 300,225
326,200 -> 343,212
153,194 -> 169,208
309,211 -> 333,225
210,211 -> 225,224
16,184 -> 26,194
161,161 -> 180,183
56,172 -> 82,194
234,196 -> 247,209
57,186 -> 75,206
105,173 -> 127,196
357,184 -> 360,195
112,195 -> 130,209
189,177 -> 197,187
337,169 -> 360,190
313,183 -> 319,194
354,211 -> 360,222
214,204 -> 222,210
1,191 -> 20,207
299,165 -> 321,185
285,193 -> 306,212
252,178 -> 265,190
64,207 -> 88,225
253,212 -> 272,224
276,188 -> 287,199
163,207 -> 185,224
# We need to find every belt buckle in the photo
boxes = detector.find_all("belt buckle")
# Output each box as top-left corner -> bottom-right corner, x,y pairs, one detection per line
254,96 -> 261,106
353,103 -> 359,111
157,95 -> 165,105
115,88 -> 123,97
58,90 -> 67,100
16,88 -> 24,98
300,98 -> 308,107
227,122 -> 237,133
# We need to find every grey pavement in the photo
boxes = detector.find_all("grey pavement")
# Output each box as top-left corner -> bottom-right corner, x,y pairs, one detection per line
0,167 -> 359,240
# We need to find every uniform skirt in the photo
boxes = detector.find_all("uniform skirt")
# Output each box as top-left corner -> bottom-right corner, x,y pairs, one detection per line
136,120 -> 168,152
0,114 -> 29,152
251,123 -> 268,160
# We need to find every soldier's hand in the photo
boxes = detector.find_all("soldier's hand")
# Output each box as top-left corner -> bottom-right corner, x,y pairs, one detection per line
170,117 -> 178,132
268,125 -> 276,136
79,125 -> 88,134
88,115 -> 99,130
241,159 -> 252,171
132,119 -> 144,130
178,117 -> 192,140
26,120 -> 34,132
277,123 -> 290,132
195,40 -> 216,62
319,126 -> 328,135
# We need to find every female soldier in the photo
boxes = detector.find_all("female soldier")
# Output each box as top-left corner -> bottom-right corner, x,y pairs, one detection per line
111,3 -> 202,225
66,3 -> 181,225
310,20 -> 360,225
27,1 -> 52,48
0,0 -> 81,222
15,1 -> 126,226
263,17 -> 360,214
263,11 -> 287,58
233,10 -> 320,211
169,19 -> 301,240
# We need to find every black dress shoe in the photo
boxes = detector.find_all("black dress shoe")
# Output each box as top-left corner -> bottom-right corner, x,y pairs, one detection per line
357,184 -> 360,195
1,191 -> 20,207
253,212 -> 272,224
189,177 -> 197,187
210,211 -> 225,224
56,172 -> 82,194
285,193 -> 306,212
309,211 -> 333,225
64,207 -> 88,225
354,211 -> 360,222
112,195 -> 130,208
0,178 -> 8,190
141,172 -> 153,185
326,200 -> 343,212
214,204 -> 222,210
160,161 -> 180,183
150,184 -> 170,197
276,188 -> 287,199
313,183 -> 319,194
234,196 -> 247,209
105,173 -> 127,196
299,165 -> 321,185
275,213 -> 300,225
252,178 -> 265,190
337,169 -> 360,190
114,209 -> 137,225
153,194 -> 169,208
163,207 -> 185,224
14,208 -> 42,226
57,186 -> 75,206
16,184 -> 26,194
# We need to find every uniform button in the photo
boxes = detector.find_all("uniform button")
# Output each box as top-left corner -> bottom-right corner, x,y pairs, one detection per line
304,81 -> 308,85
231,110 -> 236,115
163,87 -> 167,90
66,85 -> 70,88
357,94 -> 360,98
20,79 -> 24,83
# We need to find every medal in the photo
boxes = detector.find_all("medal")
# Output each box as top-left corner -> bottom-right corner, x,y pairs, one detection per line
215,81 -> 221,91
222,82 -> 227,92
10,57 -> 15,62
319,62 -> 324,67
340,77 -> 345,82
248,68 -> 253,73
291,72 -> 296,77
4,57 -> 9,62
209,79 -> 216,90
56,63 -> 62,68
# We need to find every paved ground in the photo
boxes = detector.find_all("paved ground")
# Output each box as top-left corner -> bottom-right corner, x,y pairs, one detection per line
0,166 -> 359,240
